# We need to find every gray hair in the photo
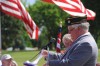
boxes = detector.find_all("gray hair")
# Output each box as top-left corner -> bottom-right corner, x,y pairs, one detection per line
71,20 -> 90,31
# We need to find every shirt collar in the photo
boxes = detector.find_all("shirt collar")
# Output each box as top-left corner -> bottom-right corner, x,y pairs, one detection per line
74,32 -> 90,43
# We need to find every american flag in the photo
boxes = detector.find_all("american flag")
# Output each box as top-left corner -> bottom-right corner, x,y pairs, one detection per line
56,22 -> 62,53
42,0 -> 54,3
0,0 -> 39,40
42,0 -> 96,20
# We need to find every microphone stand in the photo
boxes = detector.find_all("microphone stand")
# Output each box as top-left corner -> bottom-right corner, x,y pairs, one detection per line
46,46 -> 50,64
29,51 -> 41,61
29,43 -> 50,61
24,38 -> 56,66
27,38 -> 56,65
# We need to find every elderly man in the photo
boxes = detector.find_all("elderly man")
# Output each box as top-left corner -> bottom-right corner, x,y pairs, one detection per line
42,16 -> 98,66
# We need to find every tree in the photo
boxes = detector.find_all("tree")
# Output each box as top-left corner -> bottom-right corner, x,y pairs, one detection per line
1,12 -> 26,50
27,0 -> 69,49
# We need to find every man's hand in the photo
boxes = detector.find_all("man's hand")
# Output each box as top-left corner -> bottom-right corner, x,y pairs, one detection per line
43,63 -> 49,66
41,50 -> 48,58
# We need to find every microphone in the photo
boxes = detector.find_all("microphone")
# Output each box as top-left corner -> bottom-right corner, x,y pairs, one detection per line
42,38 -> 56,49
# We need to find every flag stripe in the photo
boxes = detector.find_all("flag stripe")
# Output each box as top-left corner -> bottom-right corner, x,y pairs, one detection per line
52,0 -> 96,20
1,0 -> 22,19
1,0 -> 18,8
1,5 -> 21,17
42,0 -> 54,3
1,3 -> 19,12
17,0 -> 39,40
56,23 -> 62,53
57,43 -> 60,48
17,0 -> 34,30
0,0 -> 39,40
64,10 -> 86,16
1,9 -> 22,19
52,0 -> 75,9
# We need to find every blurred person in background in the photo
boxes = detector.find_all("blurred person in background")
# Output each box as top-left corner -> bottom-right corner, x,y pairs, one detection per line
0,54 -> 18,66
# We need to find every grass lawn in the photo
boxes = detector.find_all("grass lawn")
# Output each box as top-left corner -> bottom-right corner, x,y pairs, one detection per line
1,49 -> 100,66
98,49 -> 100,62
2,50 -> 46,66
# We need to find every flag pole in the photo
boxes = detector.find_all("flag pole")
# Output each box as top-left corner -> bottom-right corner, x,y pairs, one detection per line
56,21 -> 62,60
0,12 -> 2,55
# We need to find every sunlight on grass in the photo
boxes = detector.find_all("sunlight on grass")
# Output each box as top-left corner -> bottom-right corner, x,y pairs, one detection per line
2,49 -> 100,66
98,49 -> 100,62
2,50 -> 46,66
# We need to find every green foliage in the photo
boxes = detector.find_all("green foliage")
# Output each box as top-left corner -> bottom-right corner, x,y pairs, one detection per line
27,1 -> 69,49
97,37 -> 100,48
1,12 -> 33,50
1,12 -> 26,50
37,26 -> 49,49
